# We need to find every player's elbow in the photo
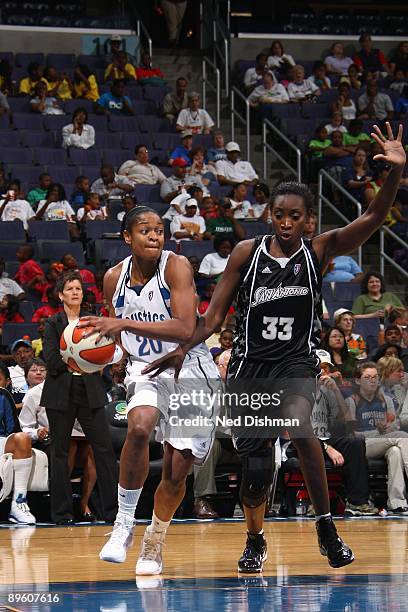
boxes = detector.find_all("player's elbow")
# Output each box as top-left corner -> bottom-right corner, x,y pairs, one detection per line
178,323 -> 196,343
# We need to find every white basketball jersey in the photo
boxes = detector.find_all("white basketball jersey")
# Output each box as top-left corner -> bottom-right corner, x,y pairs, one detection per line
112,251 -> 208,363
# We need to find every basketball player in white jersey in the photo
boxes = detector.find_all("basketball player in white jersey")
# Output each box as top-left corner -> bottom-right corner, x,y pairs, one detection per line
79,205 -> 220,575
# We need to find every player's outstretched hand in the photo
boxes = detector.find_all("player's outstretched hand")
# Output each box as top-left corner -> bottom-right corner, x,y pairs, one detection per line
77,315 -> 124,343
142,346 -> 185,381
371,122 -> 406,168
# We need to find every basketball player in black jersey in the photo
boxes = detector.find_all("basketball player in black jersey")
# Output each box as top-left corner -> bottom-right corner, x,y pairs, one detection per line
144,123 -> 406,572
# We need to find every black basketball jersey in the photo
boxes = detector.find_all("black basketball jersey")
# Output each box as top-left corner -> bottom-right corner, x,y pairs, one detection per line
231,235 -> 322,366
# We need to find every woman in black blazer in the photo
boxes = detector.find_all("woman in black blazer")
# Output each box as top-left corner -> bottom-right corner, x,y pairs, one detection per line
41,270 -> 118,524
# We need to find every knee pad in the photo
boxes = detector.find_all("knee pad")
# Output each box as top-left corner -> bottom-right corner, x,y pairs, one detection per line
240,446 -> 274,508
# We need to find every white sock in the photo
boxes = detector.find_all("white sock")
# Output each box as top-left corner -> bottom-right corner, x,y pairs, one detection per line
117,484 -> 142,521
13,457 -> 32,503
315,512 -> 331,522
149,511 -> 171,534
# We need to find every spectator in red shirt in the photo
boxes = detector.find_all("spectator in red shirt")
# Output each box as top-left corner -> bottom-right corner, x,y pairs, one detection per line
32,287 -> 62,322
353,34 -> 391,77
87,271 -> 104,303
40,262 -> 65,302
15,245 -> 48,297
135,52 -> 166,87
61,253 -> 96,285
0,294 -> 24,327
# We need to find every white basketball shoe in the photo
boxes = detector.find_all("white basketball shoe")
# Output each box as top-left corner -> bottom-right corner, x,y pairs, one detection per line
135,527 -> 165,575
99,515 -> 135,563
9,498 -> 36,525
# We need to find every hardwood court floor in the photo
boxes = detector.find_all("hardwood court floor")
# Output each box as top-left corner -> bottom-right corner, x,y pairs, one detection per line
1,519 -> 408,610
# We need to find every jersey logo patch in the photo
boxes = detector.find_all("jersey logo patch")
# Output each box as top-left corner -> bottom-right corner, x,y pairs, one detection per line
294,264 -> 301,275
251,283 -> 309,307
261,266 -> 273,273
148,291 -> 153,301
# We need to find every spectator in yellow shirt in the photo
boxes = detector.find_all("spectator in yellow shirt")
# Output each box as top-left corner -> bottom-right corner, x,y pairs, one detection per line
104,51 -> 137,82
44,66 -> 73,100
19,62 -> 49,96
73,64 -> 100,102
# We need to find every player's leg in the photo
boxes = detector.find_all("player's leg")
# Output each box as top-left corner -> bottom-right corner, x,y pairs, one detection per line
99,405 -> 159,563
136,443 -> 195,575
5,433 -> 36,525
285,395 -> 354,568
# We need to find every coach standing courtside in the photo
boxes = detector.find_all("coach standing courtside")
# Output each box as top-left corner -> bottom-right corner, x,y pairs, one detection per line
41,271 -> 118,524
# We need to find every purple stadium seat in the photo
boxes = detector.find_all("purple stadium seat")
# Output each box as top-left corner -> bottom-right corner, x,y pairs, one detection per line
50,165 -> 80,183
39,240 -> 84,265
107,201 -> 123,219
64,99 -> 94,115
318,89 -> 341,104
192,134 -> 213,149
153,134 -> 181,151
0,52 -> 14,65
297,60 -> 315,76
164,240 -> 177,252
77,55 -> 107,69
109,116 -> 140,133
15,53 -> 45,68
85,220 -> 121,240
283,118 -> 316,137
12,113 -> 44,130
128,87 -> 144,100
179,241 -> 215,260
46,53 -> 76,68
143,85 -> 171,107
354,318 -> 380,352
89,116 -> 108,132
0,221 -> 26,243
333,283 -> 361,302
241,220 -> 269,239
0,131 -> 21,147
301,103 -> 331,119
134,184 -> 160,202
132,101 -> 156,115
2,323 -> 39,346
0,114 -> 10,129
0,242 -> 31,261
8,98 -> 31,113
158,166 -> 172,177
94,239 -> 130,266
260,105 -> 302,121
35,149 -> 67,166
28,220 -> 70,241
81,166 -> 101,181
95,132 -> 122,149
102,149 -> 127,168
19,301 -> 35,322
68,148 -> 101,166
121,134 -> 152,151
0,147 -> 32,165
138,116 -> 173,134
210,184 -> 233,198
21,130 -> 56,148
43,115 -> 69,132
13,166 -> 44,185
149,202 -> 169,216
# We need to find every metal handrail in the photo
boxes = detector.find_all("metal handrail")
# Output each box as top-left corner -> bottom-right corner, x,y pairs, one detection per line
231,86 -> 250,161
262,118 -> 302,182
136,19 -> 152,58
318,169 -> 362,267
213,19 -> 229,96
380,226 -> 408,279
202,57 -> 220,128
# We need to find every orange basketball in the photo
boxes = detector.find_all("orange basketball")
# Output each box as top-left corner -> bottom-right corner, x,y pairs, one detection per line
60,320 -> 116,374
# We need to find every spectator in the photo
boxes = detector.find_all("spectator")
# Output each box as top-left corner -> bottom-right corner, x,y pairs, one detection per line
0,58 -> 13,95
118,144 -> 166,185
38,262 -> 64,303
358,82 -> 393,122
303,212 -> 318,239
116,194 -> 137,222
342,119 -> 371,151
160,158 -> 206,203
187,255 -> 207,297
170,198 -> 205,240
352,271 -> 404,319
15,245 -> 47,298
169,131 -> 193,166
104,50 -> 136,82
364,165 -> 404,230
0,91 -> 9,116
136,52 -> 165,86
321,326 -> 357,380
229,183 -> 254,219
0,166 -> 7,193
333,308 -> 367,359
163,77 -> 188,123
324,111 -> 347,136
60,253 -> 95,285
0,258 -> 24,301
0,181 -> 34,229
44,66 -> 73,100
23,358 -> 47,390
310,61 -> 331,89
0,294 -> 24,329
90,164 -> 133,199
288,65 -> 320,102
248,72 -> 289,107
324,130 -> 354,169
162,188 -> 203,221
308,125 -> 332,160
207,130 -> 227,164
389,69 -> 407,96
30,81 -> 64,115
346,362 -> 408,516
244,53 -> 269,94
77,193 -> 107,224
32,289 -> 62,323
204,198 -> 245,241
62,107 -> 95,150
31,316 -> 48,358
35,183 -> 79,240
343,148 -> 373,202
389,41 -> 408,75
324,42 -> 353,76
215,142 -> 258,186
331,82 -> 357,121
186,146 -> 216,187
70,175 -> 91,208
73,64 -> 100,102
324,256 -> 364,283
395,85 -> 408,118
353,34 -> 391,77
176,92 -> 214,134
104,34 -> 135,66
199,235 -> 234,277
96,79 -> 133,116
252,182 -> 270,221
27,173 -> 52,209
8,338 -> 34,398
18,62 -> 47,96
0,361 -> 37,524
267,40 -> 295,72
377,356 -> 408,428
340,63 -> 363,90
161,0 -> 187,47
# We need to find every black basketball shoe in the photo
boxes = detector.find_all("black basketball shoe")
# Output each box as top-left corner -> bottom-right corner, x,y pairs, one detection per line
238,532 -> 267,573
316,516 -> 354,568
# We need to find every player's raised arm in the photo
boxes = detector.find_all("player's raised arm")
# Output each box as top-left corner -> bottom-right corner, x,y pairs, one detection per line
313,122 -> 406,268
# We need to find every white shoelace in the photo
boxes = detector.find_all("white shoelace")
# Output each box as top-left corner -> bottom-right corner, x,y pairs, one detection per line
141,535 -> 164,561
105,521 -> 133,542
16,502 -> 31,515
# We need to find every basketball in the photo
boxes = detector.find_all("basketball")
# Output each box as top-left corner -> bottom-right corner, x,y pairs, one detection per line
59,320 -> 116,374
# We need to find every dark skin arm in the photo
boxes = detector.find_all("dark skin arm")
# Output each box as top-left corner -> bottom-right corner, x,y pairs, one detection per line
78,254 -> 198,344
